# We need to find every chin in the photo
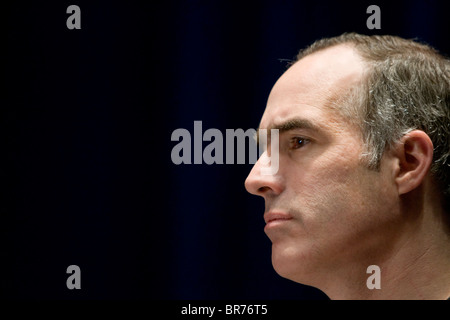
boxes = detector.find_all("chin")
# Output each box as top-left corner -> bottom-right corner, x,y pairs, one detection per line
271,242 -> 313,283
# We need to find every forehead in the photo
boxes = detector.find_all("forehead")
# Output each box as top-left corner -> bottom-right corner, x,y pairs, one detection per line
260,45 -> 365,130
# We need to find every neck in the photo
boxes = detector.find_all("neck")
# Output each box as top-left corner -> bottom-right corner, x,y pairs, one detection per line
323,201 -> 450,300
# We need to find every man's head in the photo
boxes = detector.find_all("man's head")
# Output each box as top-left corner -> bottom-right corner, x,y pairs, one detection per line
245,33 -> 450,297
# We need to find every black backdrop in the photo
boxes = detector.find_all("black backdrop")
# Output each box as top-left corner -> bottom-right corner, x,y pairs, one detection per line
3,0 -> 449,299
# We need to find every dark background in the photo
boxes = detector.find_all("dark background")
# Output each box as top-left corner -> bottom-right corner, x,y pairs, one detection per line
3,0 -> 449,299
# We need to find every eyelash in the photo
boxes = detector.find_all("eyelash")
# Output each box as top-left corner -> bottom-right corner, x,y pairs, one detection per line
289,137 -> 310,149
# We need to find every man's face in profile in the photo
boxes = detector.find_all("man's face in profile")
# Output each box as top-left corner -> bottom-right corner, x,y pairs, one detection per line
245,45 -> 401,287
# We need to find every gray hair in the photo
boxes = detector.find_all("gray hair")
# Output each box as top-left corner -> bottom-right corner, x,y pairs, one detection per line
296,33 -> 450,208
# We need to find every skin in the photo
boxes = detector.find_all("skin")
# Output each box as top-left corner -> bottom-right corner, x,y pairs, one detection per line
245,44 -> 450,299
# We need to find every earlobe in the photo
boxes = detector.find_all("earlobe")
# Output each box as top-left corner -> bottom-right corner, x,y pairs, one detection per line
395,130 -> 434,195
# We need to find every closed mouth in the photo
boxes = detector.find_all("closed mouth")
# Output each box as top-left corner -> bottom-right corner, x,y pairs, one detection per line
264,212 -> 293,224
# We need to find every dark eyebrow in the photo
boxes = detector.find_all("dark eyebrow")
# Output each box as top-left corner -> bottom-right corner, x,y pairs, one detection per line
267,117 -> 319,133
256,117 -> 320,145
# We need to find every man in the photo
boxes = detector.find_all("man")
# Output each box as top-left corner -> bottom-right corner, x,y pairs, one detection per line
245,33 -> 450,299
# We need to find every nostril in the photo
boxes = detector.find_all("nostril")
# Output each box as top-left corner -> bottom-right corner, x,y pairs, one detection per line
258,186 -> 271,193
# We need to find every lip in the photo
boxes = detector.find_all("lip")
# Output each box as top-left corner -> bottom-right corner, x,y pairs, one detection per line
264,212 -> 293,225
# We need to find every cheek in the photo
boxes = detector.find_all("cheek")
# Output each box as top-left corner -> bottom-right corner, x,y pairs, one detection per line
293,158 -> 357,207
288,154 -> 387,233
296,160 -> 397,247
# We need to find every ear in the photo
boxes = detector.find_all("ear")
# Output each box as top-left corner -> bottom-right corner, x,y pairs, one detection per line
393,130 -> 434,195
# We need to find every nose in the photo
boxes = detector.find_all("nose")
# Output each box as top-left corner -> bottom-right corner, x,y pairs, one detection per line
244,152 -> 283,197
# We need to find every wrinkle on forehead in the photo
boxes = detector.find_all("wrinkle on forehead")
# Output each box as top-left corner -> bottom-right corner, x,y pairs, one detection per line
261,44 -> 366,131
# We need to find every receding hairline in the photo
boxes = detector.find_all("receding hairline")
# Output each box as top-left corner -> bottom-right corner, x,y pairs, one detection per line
295,33 -> 447,65
291,42 -> 370,125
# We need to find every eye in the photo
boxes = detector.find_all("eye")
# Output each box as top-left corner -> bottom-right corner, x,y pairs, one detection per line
290,137 -> 310,149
